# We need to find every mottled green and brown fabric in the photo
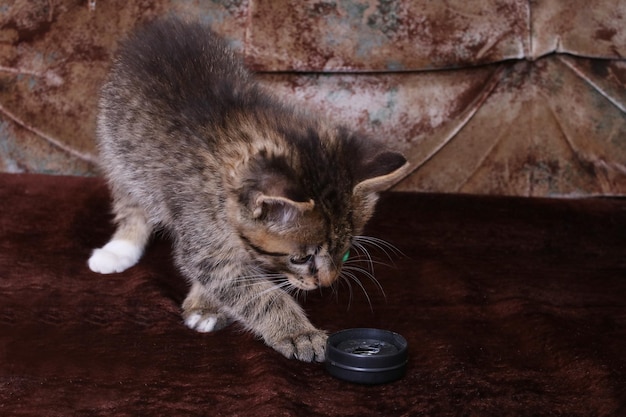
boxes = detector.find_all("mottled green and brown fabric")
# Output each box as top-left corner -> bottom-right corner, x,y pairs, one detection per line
1,1 -> 625,196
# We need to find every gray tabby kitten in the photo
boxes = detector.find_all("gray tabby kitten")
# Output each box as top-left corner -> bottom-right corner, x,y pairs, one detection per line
88,18 -> 408,362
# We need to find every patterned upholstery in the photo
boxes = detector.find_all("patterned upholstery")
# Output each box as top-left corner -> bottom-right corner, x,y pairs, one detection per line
0,1 -> 624,195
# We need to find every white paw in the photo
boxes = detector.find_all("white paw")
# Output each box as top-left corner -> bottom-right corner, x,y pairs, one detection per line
88,239 -> 142,274
184,313 -> 218,333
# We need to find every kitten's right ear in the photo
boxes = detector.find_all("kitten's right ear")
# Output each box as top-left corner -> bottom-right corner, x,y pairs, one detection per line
353,151 -> 410,194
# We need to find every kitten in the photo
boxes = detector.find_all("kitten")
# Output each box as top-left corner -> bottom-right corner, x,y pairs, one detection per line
88,17 -> 408,362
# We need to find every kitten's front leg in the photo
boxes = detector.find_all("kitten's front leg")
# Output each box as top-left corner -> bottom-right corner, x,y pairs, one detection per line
249,292 -> 328,362
203,278 -> 327,362
179,245 -> 327,361
265,323 -> 328,363
182,281 -> 234,332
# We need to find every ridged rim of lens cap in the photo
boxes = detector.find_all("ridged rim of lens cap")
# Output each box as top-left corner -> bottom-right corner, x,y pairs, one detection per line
325,328 -> 408,384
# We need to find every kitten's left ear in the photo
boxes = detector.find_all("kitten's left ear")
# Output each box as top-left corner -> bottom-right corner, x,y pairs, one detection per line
353,151 -> 410,193
242,160 -> 315,225
251,193 -> 315,224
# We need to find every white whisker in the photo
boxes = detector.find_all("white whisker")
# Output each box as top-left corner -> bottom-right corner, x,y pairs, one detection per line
338,271 -> 354,310
247,279 -> 292,305
329,234 -> 404,312
351,239 -> 401,269
343,265 -> 386,300
232,271 -> 286,290
351,258 -> 395,269
233,273 -> 284,282
267,283 -> 293,308
353,235 -> 404,264
351,241 -> 374,273
356,235 -> 402,252
341,270 -> 373,312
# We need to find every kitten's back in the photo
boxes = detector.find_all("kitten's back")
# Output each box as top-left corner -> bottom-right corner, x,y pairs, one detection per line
106,19 -> 259,126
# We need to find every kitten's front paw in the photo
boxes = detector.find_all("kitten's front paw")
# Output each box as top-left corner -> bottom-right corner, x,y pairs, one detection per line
88,239 -> 142,274
184,311 -> 233,333
270,329 -> 328,362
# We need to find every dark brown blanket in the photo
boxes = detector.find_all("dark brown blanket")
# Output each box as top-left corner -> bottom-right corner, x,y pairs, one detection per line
1,173 -> 625,416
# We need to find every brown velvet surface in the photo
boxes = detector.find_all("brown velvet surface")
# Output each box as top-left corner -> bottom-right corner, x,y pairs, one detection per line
1,173 -> 625,416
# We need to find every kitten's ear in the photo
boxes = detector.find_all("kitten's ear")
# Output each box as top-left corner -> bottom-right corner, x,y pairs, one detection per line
251,192 -> 315,224
243,160 -> 314,225
353,151 -> 410,193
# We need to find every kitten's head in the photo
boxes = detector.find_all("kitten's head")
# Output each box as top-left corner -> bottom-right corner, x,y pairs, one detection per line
235,125 -> 408,291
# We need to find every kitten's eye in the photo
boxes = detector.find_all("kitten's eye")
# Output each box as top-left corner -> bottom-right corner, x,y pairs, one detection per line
290,254 -> 313,265
342,250 -> 350,263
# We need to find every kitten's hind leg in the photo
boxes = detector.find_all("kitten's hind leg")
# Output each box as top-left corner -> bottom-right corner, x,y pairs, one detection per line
89,201 -> 151,274
182,282 -> 233,332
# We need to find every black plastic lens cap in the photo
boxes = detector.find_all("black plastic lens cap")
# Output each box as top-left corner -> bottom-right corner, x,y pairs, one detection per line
325,328 -> 408,384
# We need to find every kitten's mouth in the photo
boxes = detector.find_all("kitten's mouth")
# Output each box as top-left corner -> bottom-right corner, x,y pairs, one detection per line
287,276 -> 319,291
286,273 -> 337,291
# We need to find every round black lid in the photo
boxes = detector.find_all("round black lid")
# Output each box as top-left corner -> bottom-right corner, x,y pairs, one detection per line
325,328 -> 408,384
